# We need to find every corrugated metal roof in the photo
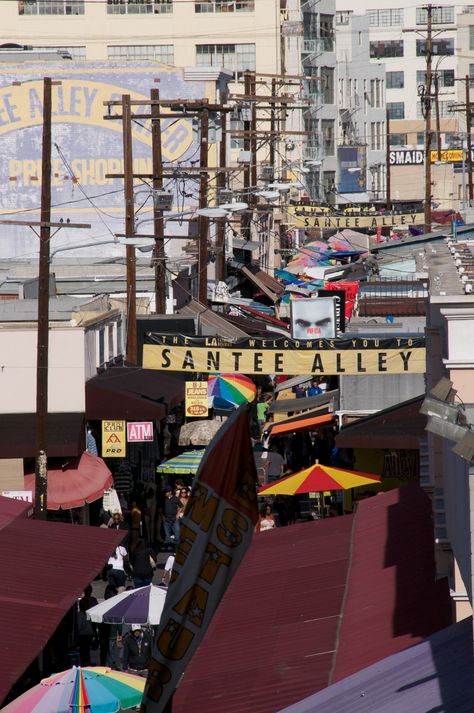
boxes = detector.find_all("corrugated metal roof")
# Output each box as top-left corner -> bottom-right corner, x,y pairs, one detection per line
174,485 -> 453,713
278,617 -> 474,713
174,517 -> 354,713
0,497 -> 123,704
178,299 -> 248,339
333,484 -> 452,682
268,390 -> 339,414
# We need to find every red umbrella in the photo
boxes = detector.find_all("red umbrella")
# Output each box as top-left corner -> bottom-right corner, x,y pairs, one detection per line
24,451 -> 113,510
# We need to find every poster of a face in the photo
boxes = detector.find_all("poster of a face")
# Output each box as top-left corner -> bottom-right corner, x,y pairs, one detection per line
291,297 -> 337,340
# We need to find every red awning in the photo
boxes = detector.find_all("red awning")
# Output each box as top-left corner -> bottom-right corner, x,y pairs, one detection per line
267,408 -> 334,437
173,485 -> 452,713
24,451 -> 113,510
86,367 -> 185,420
0,496 -> 123,704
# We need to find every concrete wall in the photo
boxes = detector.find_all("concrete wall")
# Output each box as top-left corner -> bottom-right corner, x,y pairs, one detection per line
0,327 -> 85,413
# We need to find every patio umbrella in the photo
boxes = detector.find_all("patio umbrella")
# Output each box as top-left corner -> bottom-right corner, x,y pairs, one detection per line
258,463 -> 380,496
1,666 -> 145,713
87,584 -> 167,625
156,450 -> 204,475
24,451 -> 113,510
178,419 -> 224,446
208,373 -> 256,407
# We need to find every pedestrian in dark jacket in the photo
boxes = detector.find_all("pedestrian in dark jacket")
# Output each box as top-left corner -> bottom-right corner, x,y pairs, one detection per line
122,625 -> 152,675
131,538 -> 156,588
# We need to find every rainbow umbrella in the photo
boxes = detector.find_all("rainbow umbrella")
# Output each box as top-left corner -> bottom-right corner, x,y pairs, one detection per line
208,373 -> 256,408
1,666 -> 145,713
258,463 -> 380,496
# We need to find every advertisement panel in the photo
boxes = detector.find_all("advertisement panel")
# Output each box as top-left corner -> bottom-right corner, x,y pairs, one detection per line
185,381 -> 209,418
337,145 -> 367,193
102,420 -> 126,458
0,63 -> 208,259
290,297 -> 337,340
143,335 -> 426,376
127,422 -> 154,442
1,490 -> 32,503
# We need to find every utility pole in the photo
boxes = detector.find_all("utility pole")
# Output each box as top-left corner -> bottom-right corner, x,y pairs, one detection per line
241,71 -> 253,245
465,74 -> 474,205
198,102 -> 209,304
434,72 -> 442,160
35,77 -> 52,520
122,94 -> 137,363
151,87 -> 166,313
215,88 -> 227,284
424,4 -> 433,233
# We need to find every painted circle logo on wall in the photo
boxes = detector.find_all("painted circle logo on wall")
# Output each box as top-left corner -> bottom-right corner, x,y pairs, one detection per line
0,79 -> 193,162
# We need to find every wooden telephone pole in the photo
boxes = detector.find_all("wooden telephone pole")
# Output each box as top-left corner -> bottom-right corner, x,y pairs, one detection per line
424,5 -> 434,233
122,95 -> 137,364
151,88 -> 166,314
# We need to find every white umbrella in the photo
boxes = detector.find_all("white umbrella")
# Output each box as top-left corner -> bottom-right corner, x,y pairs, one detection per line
86,584 -> 168,625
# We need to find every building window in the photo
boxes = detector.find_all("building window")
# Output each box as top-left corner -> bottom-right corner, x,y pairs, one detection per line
230,115 -> 244,149
470,26 -> 474,51
416,69 -> 455,89
387,102 -> 405,120
417,100 -> 453,119
321,67 -> 334,104
196,43 -> 255,78
416,132 -> 424,145
32,45 -> 86,59
386,71 -> 404,89
389,133 -> 407,147
107,0 -> 173,15
416,38 -> 454,57
416,6 -> 454,24
19,0 -> 84,14
336,12 -> 350,26
321,119 -> 335,156
108,45 -> 174,63
323,171 -> 336,204
367,9 -> 403,26
369,40 -> 403,59
370,122 -> 383,150
195,1 -> 254,12
320,14 -> 334,51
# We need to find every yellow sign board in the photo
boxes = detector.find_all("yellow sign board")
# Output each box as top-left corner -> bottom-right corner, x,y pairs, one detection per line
288,209 -> 425,229
144,336 -> 426,376
101,420 -> 126,458
430,149 -> 464,163
185,382 -> 209,418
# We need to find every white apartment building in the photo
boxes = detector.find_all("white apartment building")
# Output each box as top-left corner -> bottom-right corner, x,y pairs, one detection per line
335,10 -> 386,205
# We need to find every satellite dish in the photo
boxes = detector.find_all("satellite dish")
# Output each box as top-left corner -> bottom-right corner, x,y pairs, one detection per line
197,207 -> 230,218
219,202 -> 248,212
118,236 -> 155,247
255,190 -> 280,201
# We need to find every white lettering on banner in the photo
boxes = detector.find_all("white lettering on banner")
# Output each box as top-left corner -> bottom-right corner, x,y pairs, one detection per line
127,422 -> 153,442
2,490 -> 32,502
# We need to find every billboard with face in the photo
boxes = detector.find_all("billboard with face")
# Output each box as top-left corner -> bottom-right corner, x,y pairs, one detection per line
290,297 -> 337,340
337,145 -> 367,194
0,62 -> 210,259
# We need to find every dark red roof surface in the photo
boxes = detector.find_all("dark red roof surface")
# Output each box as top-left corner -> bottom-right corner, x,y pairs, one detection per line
332,484 -> 452,682
174,516 -> 354,713
0,496 -> 123,704
174,485 -> 452,713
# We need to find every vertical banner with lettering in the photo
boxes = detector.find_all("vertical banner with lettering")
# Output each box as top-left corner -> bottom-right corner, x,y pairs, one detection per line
185,381 -> 209,418
101,420 -> 126,458
141,406 -> 258,713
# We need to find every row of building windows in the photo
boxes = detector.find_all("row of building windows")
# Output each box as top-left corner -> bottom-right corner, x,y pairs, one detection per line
18,0 -> 255,14
389,131 -> 461,147
366,6 -> 455,27
387,100 -> 454,121
369,38 -> 455,59
386,69 -> 455,91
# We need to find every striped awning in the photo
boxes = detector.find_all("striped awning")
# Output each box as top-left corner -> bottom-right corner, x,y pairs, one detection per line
156,450 -> 204,475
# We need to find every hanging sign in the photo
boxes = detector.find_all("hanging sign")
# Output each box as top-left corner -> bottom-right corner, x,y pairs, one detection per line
2,490 -> 33,503
102,420 -> 126,458
185,381 -> 209,418
127,422 -> 154,442
289,210 -> 425,229
143,335 -> 426,376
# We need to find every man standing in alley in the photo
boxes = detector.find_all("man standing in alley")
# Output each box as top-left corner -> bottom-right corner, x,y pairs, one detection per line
122,624 -> 152,676
161,485 -> 183,548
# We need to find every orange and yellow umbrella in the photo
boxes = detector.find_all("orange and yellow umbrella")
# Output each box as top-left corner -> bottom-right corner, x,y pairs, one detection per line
258,463 -> 380,496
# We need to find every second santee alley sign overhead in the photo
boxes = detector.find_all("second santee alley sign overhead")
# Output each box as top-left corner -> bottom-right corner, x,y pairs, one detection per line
143,335 -> 426,376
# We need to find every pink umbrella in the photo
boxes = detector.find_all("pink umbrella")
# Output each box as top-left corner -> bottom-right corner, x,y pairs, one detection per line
24,451 -> 113,510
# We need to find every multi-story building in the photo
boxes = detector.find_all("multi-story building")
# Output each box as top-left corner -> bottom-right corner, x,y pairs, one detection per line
335,10 -> 386,206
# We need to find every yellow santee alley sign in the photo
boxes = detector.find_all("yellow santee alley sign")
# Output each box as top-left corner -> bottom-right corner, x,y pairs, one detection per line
288,208 -> 425,230
143,335 -> 426,376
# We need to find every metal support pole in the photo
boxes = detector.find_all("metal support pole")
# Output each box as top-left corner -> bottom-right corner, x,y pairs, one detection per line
215,89 -> 227,284
424,6 -> 433,233
466,74 -> 474,205
198,103 -> 209,305
35,77 -> 52,520
151,88 -> 166,314
123,95 -> 137,364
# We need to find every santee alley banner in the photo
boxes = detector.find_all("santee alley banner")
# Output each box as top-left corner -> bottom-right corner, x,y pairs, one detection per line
141,406 -> 258,713
143,334 -> 426,376
288,207 -> 425,230
0,62 -> 209,258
